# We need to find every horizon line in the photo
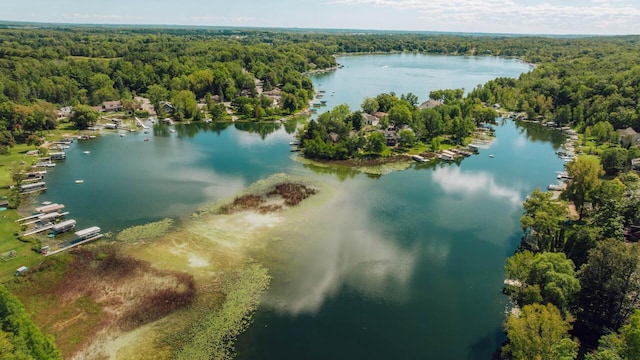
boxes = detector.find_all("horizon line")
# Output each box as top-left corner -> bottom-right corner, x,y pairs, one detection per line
1,19 -> 637,38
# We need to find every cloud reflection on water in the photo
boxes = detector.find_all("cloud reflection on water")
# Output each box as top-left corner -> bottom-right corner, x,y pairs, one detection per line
430,166 -> 523,243
264,182 -> 416,315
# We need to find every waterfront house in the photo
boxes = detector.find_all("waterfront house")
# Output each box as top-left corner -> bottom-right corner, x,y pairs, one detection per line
619,127 -> 640,147
100,100 -> 123,112
57,106 -> 73,119
326,132 -> 339,143
362,113 -> 379,127
418,99 -> 443,110
382,130 -> 398,146
373,112 -> 388,120
159,101 -> 175,114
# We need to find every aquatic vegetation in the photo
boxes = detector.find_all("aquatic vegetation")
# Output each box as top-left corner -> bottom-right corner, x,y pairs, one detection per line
174,263 -> 271,360
116,218 -> 174,243
193,173 -> 319,218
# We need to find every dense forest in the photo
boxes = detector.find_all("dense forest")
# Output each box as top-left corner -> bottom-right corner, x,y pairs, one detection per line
1,24 -> 640,359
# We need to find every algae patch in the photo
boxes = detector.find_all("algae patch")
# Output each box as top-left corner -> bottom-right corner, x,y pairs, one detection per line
116,218 -> 174,243
175,263 -> 271,360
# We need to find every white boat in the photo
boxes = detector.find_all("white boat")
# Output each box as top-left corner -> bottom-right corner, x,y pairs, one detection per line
83,151 -> 90,154
412,155 -> 428,162
75,180 -> 84,184
547,184 -> 564,191
169,128 -> 176,133
489,154 -> 495,158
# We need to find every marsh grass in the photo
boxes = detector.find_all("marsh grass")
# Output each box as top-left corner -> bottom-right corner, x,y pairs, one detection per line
116,218 -> 174,243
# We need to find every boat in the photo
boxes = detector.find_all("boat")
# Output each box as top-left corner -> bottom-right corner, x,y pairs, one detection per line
289,140 -> 299,146
547,184 -> 564,191
489,154 -> 495,158
144,138 -> 150,142
320,100 -> 327,105
120,133 -> 125,137
83,151 -> 90,154
75,180 -> 84,184
412,155 -> 428,162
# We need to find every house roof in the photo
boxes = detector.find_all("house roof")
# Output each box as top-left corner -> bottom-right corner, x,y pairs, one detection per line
102,100 -> 122,110
373,112 -> 387,119
418,99 -> 443,110
362,113 -> 378,124
619,127 -> 638,137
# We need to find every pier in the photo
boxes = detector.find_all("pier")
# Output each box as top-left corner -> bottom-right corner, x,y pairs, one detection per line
43,234 -> 104,257
20,211 -> 69,226
135,117 -> 149,129
23,224 -> 54,236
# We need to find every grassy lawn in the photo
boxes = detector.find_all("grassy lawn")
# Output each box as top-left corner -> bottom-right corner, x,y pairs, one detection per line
0,143 -> 50,282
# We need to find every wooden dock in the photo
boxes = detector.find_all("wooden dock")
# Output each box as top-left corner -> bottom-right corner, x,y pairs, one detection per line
23,224 -> 53,236
44,234 -> 104,257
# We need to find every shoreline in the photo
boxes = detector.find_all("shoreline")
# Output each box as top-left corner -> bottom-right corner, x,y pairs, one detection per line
12,173 -> 325,359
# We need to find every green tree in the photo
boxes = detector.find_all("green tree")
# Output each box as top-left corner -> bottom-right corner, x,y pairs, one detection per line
563,157 -> 604,219
361,97 -> 379,114
366,132 -> 386,154
147,84 -> 169,110
585,334 -> 624,360
69,104 -> 99,130
502,303 -> 578,360
0,285 -> 62,359
601,147 -> 628,175
398,129 -> 417,148
521,189 -> 566,252
591,179 -> 626,241
388,103 -> 413,128
419,108 -> 444,139
25,134 -> 42,148
578,239 -> 640,340
505,251 -> 580,312
471,104 -> 498,124
589,121 -> 616,144
375,93 -> 397,112
172,90 -> 198,121
620,310 -> 640,360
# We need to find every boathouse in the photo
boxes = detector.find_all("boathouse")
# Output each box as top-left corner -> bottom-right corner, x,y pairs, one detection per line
19,182 -> 47,194
75,226 -> 101,239
50,219 -> 77,235
35,203 -> 64,214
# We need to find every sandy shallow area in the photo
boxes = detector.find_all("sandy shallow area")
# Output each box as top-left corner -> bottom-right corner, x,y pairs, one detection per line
74,175 -> 327,359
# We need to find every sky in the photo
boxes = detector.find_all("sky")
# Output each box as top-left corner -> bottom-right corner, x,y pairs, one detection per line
3,0 -> 640,35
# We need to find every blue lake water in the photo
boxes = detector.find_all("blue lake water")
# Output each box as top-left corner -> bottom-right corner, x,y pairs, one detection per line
37,54 -> 565,359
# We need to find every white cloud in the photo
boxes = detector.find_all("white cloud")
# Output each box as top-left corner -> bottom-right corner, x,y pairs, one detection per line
262,182 -> 417,315
329,0 -> 640,34
431,166 -> 523,206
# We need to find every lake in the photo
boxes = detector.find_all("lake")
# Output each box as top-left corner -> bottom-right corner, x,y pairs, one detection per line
37,54 -> 564,359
